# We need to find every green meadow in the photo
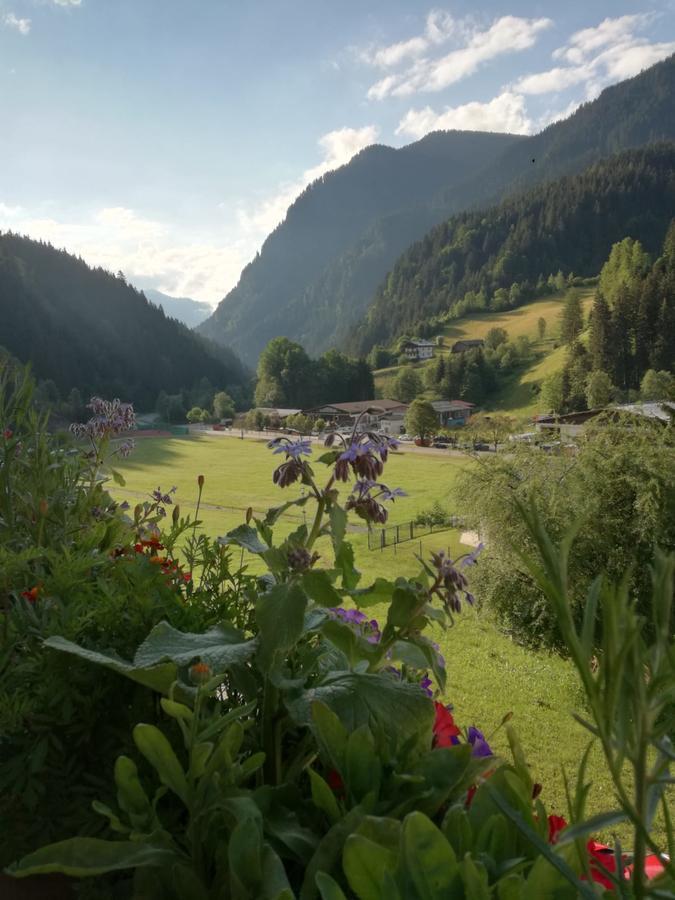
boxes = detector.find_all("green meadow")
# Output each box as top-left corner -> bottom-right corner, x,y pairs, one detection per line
115,433 -> 627,837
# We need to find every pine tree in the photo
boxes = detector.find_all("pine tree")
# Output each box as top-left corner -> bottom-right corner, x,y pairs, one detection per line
560,292 -> 584,344
589,293 -> 613,372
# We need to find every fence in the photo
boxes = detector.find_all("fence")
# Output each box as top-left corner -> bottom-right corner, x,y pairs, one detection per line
367,517 -> 463,551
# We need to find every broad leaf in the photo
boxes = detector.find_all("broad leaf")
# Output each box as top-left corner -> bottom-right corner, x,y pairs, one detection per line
288,673 -> 433,756
343,835 -> 395,900
329,504 -> 347,556
256,581 -> 309,673
134,621 -> 256,670
221,523 -> 269,555
8,838 -> 175,878
335,541 -> 361,590
316,872 -> 349,900
43,636 -> 176,693
302,569 -> 343,607
133,724 -> 190,806
401,812 -> 458,899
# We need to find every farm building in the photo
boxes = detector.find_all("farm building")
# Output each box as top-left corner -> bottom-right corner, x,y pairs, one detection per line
451,339 -> 484,354
431,399 -> 475,427
303,399 -> 408,430
401,339 -> 435,360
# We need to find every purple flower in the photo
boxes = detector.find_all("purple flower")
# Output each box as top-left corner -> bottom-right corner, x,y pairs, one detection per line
460,543 -> 485,568
467,726 -> 493,758
329,607 -> 381,643
419,674 -> 434,698
269,438 -> 312,459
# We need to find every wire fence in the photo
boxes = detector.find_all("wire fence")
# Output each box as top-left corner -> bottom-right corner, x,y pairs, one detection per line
367,517 -> 463,551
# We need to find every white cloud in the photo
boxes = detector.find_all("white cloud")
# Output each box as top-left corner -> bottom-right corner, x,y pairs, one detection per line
396,91 -> 532,139
237,125 -> 379,238
3,12 -> 31,34
0,125 -> 379,304
513,14 -> 675,100
365,9 -> 456,68
0,203 -> 249,305
51,0 -> 82,6
366,15 -> 552,100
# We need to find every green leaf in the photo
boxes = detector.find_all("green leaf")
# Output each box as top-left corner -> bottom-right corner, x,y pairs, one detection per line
350,578 -> 396,609
311,702 -> 349,773
316,872 -> 348,900
160,698 -> 194,722
8,839 -> 175,878
343,835 -> 395,900
43,636 -> 176,693
335,541 -> 360,590
309,768 -> 341,824
289,674 -> 434,759
172,864 -> 210,900
384,583 -> 420,632
260,844 -> 294,899
133,723 -> 190,806
91,801 -> 128,834
134,621 -> 256,671
329,504 -> 347,556
302,569 -> 343,606
556,810 -> 628,845
318,450 -> 341,466
459,855 -> 491,900
114,755 -> 152,824
265,495 -> 309,525
228,818 -> 263,896
256,581 -> 309,673
222,523 -> 269,555
346,726 -> 381,803
110,468 -> 126,486
400,812 -> 458,899
300,807 -> 365,900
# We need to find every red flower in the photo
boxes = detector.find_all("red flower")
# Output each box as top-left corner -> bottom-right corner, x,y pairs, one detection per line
327,769 -> 345,795
3,429 -> 12,439
433,701 -> 461,748
587,840 -> 624,890
547,815 -> 568,844
21,585 -> 41,604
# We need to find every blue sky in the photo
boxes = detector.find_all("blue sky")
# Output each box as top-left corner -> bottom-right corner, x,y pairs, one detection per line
1,0 -> 674,304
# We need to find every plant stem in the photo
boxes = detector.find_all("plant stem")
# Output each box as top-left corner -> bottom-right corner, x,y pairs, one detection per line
262,679 -> 280,784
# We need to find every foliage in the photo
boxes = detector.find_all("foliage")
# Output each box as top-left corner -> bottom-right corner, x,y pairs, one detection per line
405,400 -> 438,440
393,368 -> 422,403
0,365 -> 255,867
454,416 -> 675,649
640,369 -> 674,401
466,414 -> 514,451
254,338 -> 373,409
0,233 -> 248,409
585,370 -> 614,409
213,390 -> 236,421
560,292 -> 584,345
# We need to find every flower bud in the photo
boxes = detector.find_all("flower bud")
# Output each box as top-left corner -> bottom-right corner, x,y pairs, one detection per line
39,499 -> 48,516
172,504 -> 180,524
197,474 -> 205,489
189,661 -> 211,684
246,506 -> 253,524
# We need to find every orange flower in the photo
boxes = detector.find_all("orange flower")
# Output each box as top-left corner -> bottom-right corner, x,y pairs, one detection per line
190,662 -> 211,684
21,585 -> 41,604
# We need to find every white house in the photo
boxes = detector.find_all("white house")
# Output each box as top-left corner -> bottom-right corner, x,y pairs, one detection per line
401,339 -> 434,361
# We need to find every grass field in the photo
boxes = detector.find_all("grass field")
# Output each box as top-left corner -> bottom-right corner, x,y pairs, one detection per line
115,433 -> 632,838
374,287 -> 595,419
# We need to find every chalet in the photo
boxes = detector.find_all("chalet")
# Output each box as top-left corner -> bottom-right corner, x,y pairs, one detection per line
302,399 -> 408,430
451,339 -> 484,354
431,399 -> 475,427
401,339 -> 434,361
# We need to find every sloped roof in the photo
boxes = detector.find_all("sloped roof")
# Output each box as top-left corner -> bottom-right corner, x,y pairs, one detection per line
303,399 -> 407,415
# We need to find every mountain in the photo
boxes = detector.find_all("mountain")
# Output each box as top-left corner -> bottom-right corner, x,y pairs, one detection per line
198,130 -> 524,362
201,54 -> 675,364
143,288 -> 213,329
0,233 -> 248,409
349,143 -> 675,353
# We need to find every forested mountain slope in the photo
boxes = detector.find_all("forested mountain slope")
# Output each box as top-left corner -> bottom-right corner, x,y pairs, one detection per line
143,288 -> 212,329
198,130 -> 523,361
0,233 -> 247,409
349,143 -> 675,353
202,55 -> 675,363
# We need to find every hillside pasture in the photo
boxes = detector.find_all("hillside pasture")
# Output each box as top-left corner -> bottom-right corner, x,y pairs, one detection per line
114,432 -> 630,838
374,287 -> 595,419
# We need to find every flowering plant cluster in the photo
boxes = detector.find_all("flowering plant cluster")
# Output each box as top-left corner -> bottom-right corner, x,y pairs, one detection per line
5,387 -> 673,898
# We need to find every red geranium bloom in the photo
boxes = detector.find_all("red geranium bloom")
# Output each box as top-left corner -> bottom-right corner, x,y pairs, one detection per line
3,429 -> 13,439
587,840 -> 625,889
547,815 -> 568,844
327,769 -> 345,795
21,585 -> 41,604
433,701 -> 461,748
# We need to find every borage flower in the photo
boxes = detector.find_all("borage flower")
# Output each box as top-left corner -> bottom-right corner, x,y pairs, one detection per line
467,726 -> 493,758
268,437 -> 313,488
345,480 -> 406,525
329,607 -> 381,644
429,551 -> 475,614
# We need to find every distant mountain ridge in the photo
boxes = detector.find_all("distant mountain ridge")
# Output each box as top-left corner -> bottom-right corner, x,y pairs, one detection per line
0,233 -> 247,409
200,54 -> 675,364
198,130 -> 524,361
143,288 -> 212,329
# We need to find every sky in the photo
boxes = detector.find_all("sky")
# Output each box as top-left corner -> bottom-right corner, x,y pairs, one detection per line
1,1 -> 674,306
